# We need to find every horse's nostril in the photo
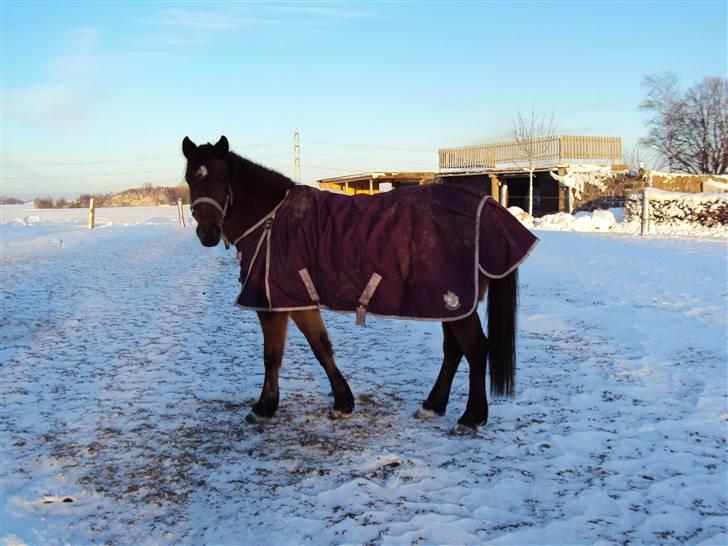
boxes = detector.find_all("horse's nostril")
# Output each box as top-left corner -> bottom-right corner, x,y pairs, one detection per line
196,225 -> 221,246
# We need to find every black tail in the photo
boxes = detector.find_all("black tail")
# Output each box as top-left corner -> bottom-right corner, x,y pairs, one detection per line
487,269 -> 518,397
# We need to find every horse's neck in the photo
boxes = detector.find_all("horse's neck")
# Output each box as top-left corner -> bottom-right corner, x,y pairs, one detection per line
222,160 -> 293,244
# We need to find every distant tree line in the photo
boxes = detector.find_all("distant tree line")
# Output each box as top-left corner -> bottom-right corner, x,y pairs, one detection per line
640,73 -> 727,175
32,184 -> 190,209
0,197 -> 25,205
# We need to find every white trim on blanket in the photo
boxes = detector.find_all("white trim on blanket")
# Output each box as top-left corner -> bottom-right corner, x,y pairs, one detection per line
478,239 -> 539,279
477,196 -> 539,279
233,302 -> 484,323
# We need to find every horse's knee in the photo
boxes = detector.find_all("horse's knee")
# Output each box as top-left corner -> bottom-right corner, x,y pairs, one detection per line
312,330 -> 334,362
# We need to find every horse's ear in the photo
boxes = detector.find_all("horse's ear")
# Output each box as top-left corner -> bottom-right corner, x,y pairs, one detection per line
182,136 -> 197,159
214,136 -> 229,157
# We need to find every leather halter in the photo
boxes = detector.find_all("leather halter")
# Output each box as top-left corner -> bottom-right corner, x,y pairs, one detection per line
190,185 -> 233,220
190,184 -> 234,248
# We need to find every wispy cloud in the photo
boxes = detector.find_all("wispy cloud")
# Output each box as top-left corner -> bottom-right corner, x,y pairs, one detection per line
265,4 -> 376,20
3,27 -> 103,126
146,2 -> 377,45
157,8 -> 277,32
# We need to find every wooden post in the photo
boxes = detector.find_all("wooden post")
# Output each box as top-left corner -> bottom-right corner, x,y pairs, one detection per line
369,179 -> 374,195
641,190 -> 650,236
566,187 -> 574,214
88,198 -> 95,229
489,174 -> 500,199
499,184 -> 508,207
177,198 -> 186,227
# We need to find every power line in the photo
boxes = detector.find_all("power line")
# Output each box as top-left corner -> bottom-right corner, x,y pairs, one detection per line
2,141 -> 288,169
301,164 -> 362,173
248,151 -> 290,161
2,167 -> 182,180
304,152 -> 435,168
305,139 -> 433,153
2,155 -> 180,168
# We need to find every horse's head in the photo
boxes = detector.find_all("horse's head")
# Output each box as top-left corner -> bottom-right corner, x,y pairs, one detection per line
182,135 -> 231,247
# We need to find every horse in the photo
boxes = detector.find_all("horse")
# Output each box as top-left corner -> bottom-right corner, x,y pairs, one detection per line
182,135 -> 538,432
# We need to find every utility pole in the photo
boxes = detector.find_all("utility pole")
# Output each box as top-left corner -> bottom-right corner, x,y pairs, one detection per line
293,128 -> 301,184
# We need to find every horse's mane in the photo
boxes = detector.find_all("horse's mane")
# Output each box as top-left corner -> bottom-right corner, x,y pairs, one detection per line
226,151 -> 294,202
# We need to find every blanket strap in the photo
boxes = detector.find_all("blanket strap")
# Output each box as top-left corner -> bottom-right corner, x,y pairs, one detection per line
297,268 -> 320,304
356,273 -> 382,327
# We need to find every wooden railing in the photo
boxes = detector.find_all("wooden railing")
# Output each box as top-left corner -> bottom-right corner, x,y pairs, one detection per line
439,136 -> 622,170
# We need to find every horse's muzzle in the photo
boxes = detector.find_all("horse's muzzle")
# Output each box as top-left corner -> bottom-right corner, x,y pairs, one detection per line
196,224 -> 221,247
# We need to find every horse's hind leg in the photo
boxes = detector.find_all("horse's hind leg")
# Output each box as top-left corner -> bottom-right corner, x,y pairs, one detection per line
448,311 -> 489,430
291,310 -> 354,416
418,322 -> 463,417
247,311 -> 289,423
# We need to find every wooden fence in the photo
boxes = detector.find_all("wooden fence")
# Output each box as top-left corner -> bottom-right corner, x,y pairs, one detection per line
439,136 -> 622,170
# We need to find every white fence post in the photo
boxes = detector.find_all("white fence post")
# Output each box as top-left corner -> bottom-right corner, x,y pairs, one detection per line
88,198 -> 95,229
177,198 -> 186,227
640,190 -> 650,235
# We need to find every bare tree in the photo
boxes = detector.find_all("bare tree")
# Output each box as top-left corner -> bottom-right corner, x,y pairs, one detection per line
639,73 -> 727,175
510,106 -> 557,215
679,77 -> 727,174
624,142 -> 665,173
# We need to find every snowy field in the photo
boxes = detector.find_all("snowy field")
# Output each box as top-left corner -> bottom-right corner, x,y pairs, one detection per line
1,204 -> 726,545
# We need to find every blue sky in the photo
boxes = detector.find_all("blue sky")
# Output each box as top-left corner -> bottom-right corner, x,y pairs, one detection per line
1,1 -> 726,198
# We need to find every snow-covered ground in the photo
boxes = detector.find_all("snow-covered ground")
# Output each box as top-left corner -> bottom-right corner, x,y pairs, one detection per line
1,204 -> 726,545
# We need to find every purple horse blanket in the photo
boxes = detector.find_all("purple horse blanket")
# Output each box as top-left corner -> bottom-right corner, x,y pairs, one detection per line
235,184 -> 538,322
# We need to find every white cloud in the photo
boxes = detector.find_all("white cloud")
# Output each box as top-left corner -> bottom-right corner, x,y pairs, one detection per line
3,27 -> 103,126
156,8 -> 276,31
147,3 -> 377,44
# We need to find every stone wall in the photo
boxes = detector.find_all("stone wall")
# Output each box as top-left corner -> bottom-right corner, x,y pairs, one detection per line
625,189 -> 728,227
648,172 -> 728,193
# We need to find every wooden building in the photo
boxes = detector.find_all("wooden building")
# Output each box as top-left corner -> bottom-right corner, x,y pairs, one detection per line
318,172 -> 435,195
438,136 -> 625,216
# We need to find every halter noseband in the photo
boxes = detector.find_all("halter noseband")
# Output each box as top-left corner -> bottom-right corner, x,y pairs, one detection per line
190,183 -> 234,221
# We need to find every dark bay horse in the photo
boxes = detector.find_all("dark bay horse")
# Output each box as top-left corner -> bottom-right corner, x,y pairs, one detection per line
182,135 -> 537,432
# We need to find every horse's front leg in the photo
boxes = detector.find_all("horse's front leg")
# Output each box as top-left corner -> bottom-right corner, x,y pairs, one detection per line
291,309 -> 354,417
246,311 -> 289,423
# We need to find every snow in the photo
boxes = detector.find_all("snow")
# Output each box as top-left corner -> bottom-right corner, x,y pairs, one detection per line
703,178 -> 728,192
642,188 -> 728,202
510,205 -> 727,238
549,165 -> 614,199
1,204 -> 727,545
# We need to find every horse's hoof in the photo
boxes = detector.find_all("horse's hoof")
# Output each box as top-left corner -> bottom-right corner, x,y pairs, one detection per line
413,407 -> 439,420
245,411 -> 270,424
450,423 -> 480,436
328,408 -> 353,420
